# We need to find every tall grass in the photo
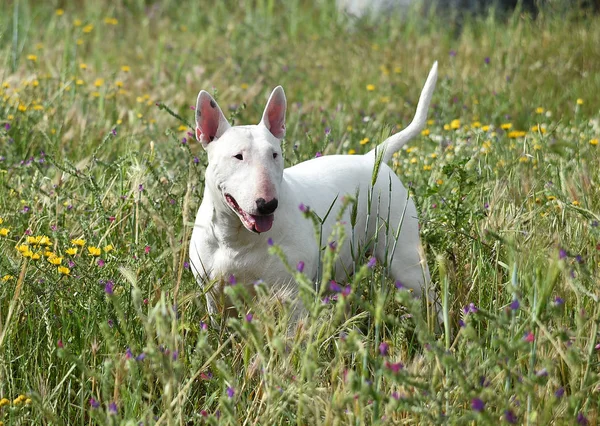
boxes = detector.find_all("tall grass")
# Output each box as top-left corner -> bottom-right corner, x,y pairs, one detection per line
0,1 -> 599,424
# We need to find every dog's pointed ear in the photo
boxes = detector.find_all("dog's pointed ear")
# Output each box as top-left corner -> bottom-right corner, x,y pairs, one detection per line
195,90 -> 231,148
260,86 -> 286,140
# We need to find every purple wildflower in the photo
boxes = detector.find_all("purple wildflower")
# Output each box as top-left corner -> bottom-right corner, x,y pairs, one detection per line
315,152 -> 322,157
245,313 -> 253,323
554,387 -> 565,398
577,412 -> 589,426
559,248 -> 567,259
89,398 -> 100,409
136,352 -> 146,361
329,280 -> 342,293
379,341 -> 389,356
111,128 -> 117,136
125,347 -> 133,359
138,184 -> 144,192
297,260 -> 305,273
536,368 -> 548,377
183,261 -> 190,269
464,303 -> 478,314
226,387 -> 235,398
367,257 -> 376,269
267,237 -> 273,246
471,398 -> 485,412
108,402 -> 118,414
200,321 -> 208,331
97,258 -> 105,267
181,137 -> 187,144
509,299 -> 520,310
341,285 -> 351,297
504,409 -> 517,424
523,331 -> 535,343
108,319 -> 114,328
450,50 -> 457,57
4,123 -> 10,131
394,280 -> 404,290
298,203 -> 308,213
329,241 -> 337,251
104,281 -> 114,295
554,296 -> 564,306
484,57 -> 490,64
385,361 -> 403,372
228,274 -> 237,285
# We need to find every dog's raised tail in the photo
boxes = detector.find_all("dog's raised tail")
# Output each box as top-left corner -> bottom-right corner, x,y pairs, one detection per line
370,62 -> 438,164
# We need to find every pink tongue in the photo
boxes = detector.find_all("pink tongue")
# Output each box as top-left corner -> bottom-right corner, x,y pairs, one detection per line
253,214 -> 274,233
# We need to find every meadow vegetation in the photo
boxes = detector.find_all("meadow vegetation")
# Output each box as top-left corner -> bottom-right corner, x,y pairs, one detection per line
0,0 -> 599,424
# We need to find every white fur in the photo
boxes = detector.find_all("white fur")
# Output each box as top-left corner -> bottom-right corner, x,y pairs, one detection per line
189,62 -> 438,318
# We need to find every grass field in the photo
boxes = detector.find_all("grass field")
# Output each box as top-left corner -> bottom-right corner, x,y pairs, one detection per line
1,0 -> 600,424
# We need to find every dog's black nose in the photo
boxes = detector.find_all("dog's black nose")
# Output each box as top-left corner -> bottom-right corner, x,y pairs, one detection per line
256,198 -> 278,215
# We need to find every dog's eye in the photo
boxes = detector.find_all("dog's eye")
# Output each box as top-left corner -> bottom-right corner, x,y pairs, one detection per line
234,154 -> 243,160
272,153 -> 278,159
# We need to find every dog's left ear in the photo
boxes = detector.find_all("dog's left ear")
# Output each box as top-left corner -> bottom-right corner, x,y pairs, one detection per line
195,90 -> 231,148
260,86 -> 286,140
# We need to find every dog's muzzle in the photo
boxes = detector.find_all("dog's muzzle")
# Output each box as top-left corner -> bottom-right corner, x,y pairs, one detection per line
225,194 -> 275,234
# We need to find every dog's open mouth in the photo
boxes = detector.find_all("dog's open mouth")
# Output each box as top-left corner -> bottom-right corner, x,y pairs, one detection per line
225,194 -> 274,233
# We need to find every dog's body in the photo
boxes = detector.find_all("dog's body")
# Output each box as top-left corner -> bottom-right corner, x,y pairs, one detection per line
189,63 -> 438,317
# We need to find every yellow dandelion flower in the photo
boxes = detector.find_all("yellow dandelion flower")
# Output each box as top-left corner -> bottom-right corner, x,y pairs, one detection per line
25,398 -> 32,405
421,129 -> 430,136
76,79 -> 84,86
426,119 -> 434,126
348,149 -> 356,155
2,275 -> 14,282
436,179 -> 444,185
22,250 -> 34,258
91,91 -> 100,98
0,228 -> 9,237
519,156 -> 529,163
56,8 -> 64,16
27,55 -> 37,62
590,139 -> 598,146
18,104 -> 27,112
31,252 -> 41,260
394,66 -> 401,74
359,137 -> 370,145
121,65 -> 130,72
87,246 -> 101,256
500,123 -> 512,130
346,125 -> 353,132
115,80 -> 123,88
58,266 -> 70,275
71,238 -> 85,246
48,256 -> 62,266
366,84 -> 376,91
379,96 -> 390,103
43,250 -> 54,257
66,247 -> 78,255
572,200 -> 580,206
482,125 -> 490,132
178,124 -> 188,132
443,124 -> 450,131
79,63 -> 87,70
16,244 -> 29,253
94,78 -> 104,87
423,165 -> 432,171
33,105 -> 44,111
533,143 -> 542,150
240,83 -> 249,90
471,121 -> 481,128
508,130 -> 526,139
104,17 -> 118,25
576,98 -> 583,105
410,157 -> 418,164
535,107 -> 544,114
0,218 -> 3,225
104,244 -> 114,253
74,19 -> 82,27
76,39 -> 83,46
450,119 -> 460,130
82,24 -> 94,33
430,153 -> 438,159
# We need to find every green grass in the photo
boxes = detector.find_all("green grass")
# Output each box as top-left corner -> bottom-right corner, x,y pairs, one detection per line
1,0 -> 599,424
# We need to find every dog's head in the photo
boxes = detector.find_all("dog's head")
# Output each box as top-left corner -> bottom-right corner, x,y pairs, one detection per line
195,87 -> 286,234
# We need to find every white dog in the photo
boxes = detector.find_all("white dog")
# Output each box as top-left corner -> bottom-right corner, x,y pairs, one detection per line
189,62 -> 438,319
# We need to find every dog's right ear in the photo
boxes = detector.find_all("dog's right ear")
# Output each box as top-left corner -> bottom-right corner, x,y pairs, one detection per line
195,91 -> 231,148
260,86 -> 286,140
